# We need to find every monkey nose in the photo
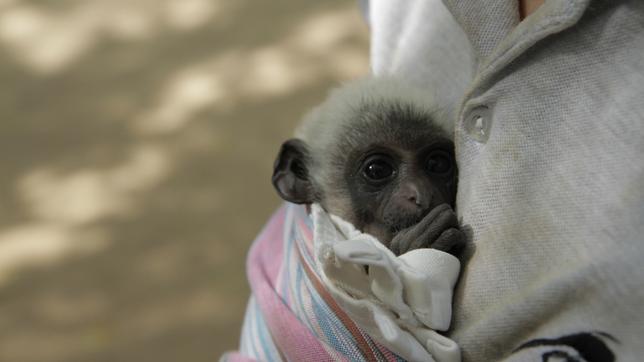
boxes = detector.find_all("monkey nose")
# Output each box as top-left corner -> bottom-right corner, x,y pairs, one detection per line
401,183 -> 424,207
407,193 -> 421,205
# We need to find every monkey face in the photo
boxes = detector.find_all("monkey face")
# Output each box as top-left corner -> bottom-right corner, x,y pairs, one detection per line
271,80 -> 460,250
344,141 -> 457,245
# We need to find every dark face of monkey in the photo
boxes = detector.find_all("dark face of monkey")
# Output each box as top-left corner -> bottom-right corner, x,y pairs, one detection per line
344,138 -> 456,244
272,100 -> 464,255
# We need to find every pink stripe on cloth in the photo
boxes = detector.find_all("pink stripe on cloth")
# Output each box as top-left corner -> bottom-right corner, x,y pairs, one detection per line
221,351 -> 257,362
249,206 -> 286,282
246,206 -> 340,362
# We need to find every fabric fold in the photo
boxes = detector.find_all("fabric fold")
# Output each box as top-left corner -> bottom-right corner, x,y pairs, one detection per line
315,204 -> 462,362
227,203 -> 462,362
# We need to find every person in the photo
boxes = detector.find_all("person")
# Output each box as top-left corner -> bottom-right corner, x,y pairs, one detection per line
370,0 -> 642,360
227,0 -> 644,360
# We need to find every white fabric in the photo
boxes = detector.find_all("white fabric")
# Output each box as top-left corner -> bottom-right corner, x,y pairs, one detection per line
312,204 -> 461,362
367,0 -> 474,123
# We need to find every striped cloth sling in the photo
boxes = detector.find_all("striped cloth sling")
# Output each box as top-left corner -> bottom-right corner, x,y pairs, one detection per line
223,203 -> 461,362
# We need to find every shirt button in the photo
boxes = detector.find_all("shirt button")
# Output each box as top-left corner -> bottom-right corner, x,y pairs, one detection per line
465,106 -> 492,143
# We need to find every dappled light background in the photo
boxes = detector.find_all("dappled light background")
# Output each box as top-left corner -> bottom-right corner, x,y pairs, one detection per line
0,0 -> 369,360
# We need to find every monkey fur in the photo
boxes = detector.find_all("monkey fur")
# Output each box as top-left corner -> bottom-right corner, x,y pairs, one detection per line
272,77 -> 465,256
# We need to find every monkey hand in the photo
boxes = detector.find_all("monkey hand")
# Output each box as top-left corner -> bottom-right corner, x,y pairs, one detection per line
389,204 -> 466,256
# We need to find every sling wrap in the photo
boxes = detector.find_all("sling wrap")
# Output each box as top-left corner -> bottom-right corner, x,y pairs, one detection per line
224,203 -> 461,362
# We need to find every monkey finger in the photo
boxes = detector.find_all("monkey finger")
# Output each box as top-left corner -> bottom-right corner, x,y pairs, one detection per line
391,205 -> 458,255
390,238 -> 401,256
390,230 -> 410,256
431,228 -> 466,256
420,204 -> 452,226
406,207 -> 459,251
404,204 -> 452,241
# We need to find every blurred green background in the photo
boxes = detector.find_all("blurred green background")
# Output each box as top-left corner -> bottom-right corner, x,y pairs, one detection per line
0,0 -> 368,360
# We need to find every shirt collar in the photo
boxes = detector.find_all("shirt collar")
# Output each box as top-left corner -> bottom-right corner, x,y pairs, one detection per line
443,0 -> 592,72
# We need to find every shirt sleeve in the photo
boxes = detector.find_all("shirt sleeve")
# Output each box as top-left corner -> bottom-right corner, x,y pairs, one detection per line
366,0 -> 475,125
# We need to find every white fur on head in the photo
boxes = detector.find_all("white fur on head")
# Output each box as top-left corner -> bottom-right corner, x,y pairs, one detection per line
295,76 -> 453,143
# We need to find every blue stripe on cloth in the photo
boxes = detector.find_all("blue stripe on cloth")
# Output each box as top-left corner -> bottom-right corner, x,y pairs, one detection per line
239,298 -> 260,359
254,299 -> 282,361
294,258 -> 316,332
239,296 -> 282,362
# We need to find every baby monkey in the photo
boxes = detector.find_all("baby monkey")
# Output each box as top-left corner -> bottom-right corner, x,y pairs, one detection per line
272,77 -> 465,256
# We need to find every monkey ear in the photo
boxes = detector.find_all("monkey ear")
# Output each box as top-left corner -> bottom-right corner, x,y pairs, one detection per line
272,139 -> 316,204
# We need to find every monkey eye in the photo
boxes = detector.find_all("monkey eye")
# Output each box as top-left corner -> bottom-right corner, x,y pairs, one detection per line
362,158 -> 395,182
425,150 -> 453,175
